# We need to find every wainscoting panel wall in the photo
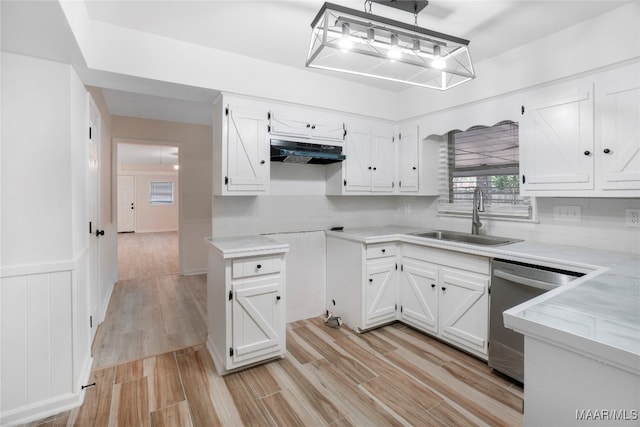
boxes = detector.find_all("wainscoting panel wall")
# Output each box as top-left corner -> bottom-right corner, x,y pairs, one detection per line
0,260 -> 92,425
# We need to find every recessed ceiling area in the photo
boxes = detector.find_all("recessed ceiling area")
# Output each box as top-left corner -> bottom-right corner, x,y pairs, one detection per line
2,1 -> 633,125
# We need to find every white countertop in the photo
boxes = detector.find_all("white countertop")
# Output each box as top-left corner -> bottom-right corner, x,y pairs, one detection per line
326,225 -> 640,374
205,235 -> 289,259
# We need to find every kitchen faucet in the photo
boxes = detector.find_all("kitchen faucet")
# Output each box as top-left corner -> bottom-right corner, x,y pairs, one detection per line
471,186 -> 485,235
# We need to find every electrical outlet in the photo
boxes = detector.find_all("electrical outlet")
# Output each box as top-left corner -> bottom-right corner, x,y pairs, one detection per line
553,206 -> 582,222
625,209 -> 640,227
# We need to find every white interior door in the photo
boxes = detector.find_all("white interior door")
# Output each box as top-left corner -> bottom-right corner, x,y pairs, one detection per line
117,175 -> 136,232
88,99 -> 101,344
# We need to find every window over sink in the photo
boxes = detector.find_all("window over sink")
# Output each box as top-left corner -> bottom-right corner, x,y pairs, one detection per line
438,121 -> 532,219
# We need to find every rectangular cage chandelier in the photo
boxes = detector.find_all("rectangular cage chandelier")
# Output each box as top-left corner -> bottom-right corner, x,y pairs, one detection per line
306,1 -> 475,90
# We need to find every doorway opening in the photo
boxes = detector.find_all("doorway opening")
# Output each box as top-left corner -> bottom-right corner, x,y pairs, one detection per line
115,140 -> 181,279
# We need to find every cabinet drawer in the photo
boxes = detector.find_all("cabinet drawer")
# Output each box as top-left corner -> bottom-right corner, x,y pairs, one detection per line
366,243 -> 397,259
232,255 -> 281,279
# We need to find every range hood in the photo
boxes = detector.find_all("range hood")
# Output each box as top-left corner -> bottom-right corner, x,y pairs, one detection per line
270,139 -> 346,164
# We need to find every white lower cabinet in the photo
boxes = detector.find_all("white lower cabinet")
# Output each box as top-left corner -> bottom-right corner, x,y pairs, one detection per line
326,235 -> 490,359
207,248 -> 287,375
400,248 -> 490,358
398,257 -> 439,334
365,256 -> 398,327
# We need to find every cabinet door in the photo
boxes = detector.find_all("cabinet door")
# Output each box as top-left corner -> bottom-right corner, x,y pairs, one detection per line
227,104 -> 269,192
230,276 -> 283,368
520,83 -> 595,193
438,268 -> 489,356
371,125 -> 396,192
399,258 -> 438,334
311,114 -> 345,142
398,124 -> 420,192
344,122 -> 372,192
268,108 -> 311,139
599,63 -> 640,191
364,257 -> 397,328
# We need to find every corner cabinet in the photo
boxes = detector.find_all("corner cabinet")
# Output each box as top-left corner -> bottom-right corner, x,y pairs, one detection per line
520,61 -> 640,197
213,95 -> 270,195
206,237 -> 289,375
326,234 -> 490,359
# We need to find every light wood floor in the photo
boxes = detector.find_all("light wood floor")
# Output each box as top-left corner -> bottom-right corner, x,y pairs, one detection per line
91,231 -> 207,369
26,232 -> 524,426
117,232 -> 179,280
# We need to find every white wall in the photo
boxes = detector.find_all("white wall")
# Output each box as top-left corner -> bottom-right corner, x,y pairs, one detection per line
118,163 -> 179,233
1,52 -> 92,425
111,116 -> 212,274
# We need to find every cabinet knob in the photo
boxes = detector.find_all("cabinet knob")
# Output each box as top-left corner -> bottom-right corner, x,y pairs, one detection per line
381,249 -> 386,254
373,167 -> 377,171
441,286 -> 446,291
311,125 -> 316,130
256,264 -> 262,269
584,150 -> 591,156
603,148 -> 611,154
306,123 -> 311,128
369,278 -> 373,282
276,296 -> 281,301
368,166 -> 372,170
260,160 -> 266,164
431,284 -> 436,288
412,166 -> 417,170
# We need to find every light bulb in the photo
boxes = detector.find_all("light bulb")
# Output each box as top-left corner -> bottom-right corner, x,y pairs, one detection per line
432,45 -> 445,69
339,22 -> 352,51
388,34 -> 401,60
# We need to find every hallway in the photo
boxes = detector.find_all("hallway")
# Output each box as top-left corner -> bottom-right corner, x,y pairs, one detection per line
92,232 -> 207,369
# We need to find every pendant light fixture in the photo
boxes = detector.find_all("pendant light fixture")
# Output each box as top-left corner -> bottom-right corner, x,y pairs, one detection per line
306,1 -> 475,90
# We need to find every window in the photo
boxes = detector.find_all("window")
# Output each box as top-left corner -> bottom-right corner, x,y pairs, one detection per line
438,121 -> 531,218
149,181 -> 174,205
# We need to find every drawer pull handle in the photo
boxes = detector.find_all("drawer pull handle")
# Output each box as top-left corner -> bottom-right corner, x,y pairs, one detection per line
256,264 -> 262,269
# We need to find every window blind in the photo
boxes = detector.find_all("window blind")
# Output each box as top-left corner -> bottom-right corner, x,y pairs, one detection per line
149,181 -> 174,205
438,121 -> 531,218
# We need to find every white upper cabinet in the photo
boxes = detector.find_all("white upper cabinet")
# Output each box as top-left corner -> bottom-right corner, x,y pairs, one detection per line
597,62 -> 640,192
520,61 -> 640,197
520,79 -> 595,194
328,120 -> 396,194
213,96 -> 270,195
268,107 -> 345,142
370,124 -> 396,192
397,123 -> 420,193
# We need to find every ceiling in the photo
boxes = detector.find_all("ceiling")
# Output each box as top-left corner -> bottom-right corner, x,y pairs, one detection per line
2,1 -> 631,125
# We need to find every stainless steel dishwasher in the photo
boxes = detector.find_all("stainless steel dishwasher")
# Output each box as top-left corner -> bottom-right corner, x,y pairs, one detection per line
489,258 -> 584,383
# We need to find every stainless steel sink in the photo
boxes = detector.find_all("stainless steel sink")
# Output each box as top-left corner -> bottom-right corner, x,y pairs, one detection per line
409,230 -> 522,246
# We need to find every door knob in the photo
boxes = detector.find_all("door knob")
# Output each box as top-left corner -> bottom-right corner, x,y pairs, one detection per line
96,229 -> 105,237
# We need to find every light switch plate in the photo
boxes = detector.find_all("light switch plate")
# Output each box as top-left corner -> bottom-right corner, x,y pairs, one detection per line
553,205 -> 582,222
625,209 -> 640,227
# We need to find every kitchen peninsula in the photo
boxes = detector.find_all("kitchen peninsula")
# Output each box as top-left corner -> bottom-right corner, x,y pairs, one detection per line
324,226 -> 640,426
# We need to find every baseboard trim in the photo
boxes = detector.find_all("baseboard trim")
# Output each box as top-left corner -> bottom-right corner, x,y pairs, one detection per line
0,390 -> 83,426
